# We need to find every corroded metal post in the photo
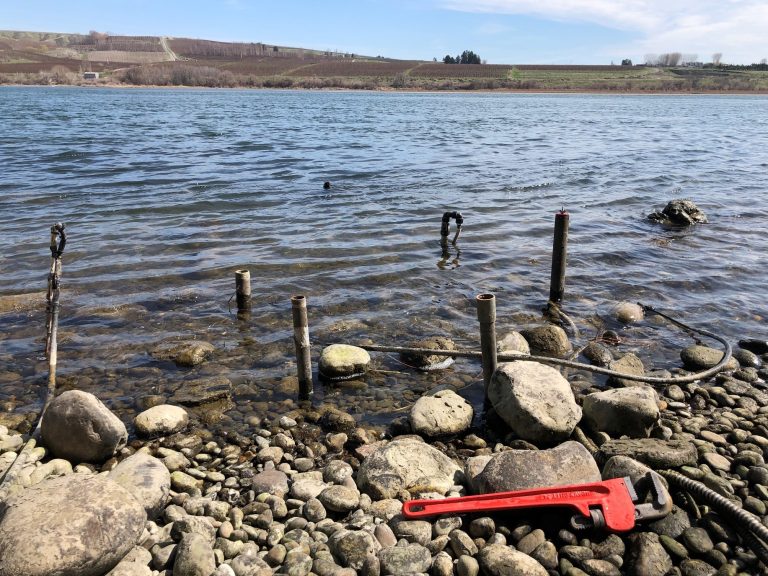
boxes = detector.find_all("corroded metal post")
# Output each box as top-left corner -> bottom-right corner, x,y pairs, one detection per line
549,209 -> 569,303
476,293 -> 498,401
291,295 -> 313,400
235,269 -> 251,311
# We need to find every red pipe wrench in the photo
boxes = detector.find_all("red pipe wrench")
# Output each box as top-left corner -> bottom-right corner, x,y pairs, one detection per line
402,473 -> 671,532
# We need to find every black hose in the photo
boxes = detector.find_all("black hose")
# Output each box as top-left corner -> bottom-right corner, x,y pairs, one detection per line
660,470 -> 768,567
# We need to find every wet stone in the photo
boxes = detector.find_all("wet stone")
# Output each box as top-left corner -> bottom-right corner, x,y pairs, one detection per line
682,527 -> 714,555
171,376 -> 232,406
399,337 -> 456,371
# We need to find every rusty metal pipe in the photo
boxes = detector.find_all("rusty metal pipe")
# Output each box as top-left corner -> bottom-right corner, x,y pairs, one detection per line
235,269 -> 251,311
291,295 -> 313,400
476,293 -> 498,400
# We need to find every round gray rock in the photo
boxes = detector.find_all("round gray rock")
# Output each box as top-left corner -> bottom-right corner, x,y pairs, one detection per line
681,345 -> 738,371
172,532 -> 215,576
319,344 -> 371,380
0,474 -> 146,576
478,543 -> 548,576
519,325 -> 571,357
356,438 -> 462,499
475,441 -> 601,494
108,452 -> 171,519
583,387 -> 660,438
488,361 -> 581,444
134,405 -> 188,437
41,390 -> 128,463
378,543 -> 432,575
614,302 -> 644,324
497,331 -> 530,355
409,389 -> 473,437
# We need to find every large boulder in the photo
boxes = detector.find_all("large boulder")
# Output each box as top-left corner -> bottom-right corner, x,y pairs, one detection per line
356,438 -> 462,499
319,344 -> 371,380
409,389 -> 473,437
583,387 -> 660,438
488,361 -> 581,444
519,325 -> 571,357
134,405 -> 189,437
109,452 -> 171,519
0,474 -> 146,576
474,441 -> 601,494
41,390 -> 127,463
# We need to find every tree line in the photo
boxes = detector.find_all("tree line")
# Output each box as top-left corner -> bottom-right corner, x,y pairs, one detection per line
442,50 -> 482,64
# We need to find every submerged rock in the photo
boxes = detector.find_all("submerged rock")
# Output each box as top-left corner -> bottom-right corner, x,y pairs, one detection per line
151,340 -> 215,367
474,441 -> 601,494
41,390 -> 127,463
399,336 -> 456,371
318,344 -> 371,380
488,361 -> 581,444
0,474 -> 146,576
171,376 -> 232,406
409,389 -> 473,437
614,302 -> 645,324
356,438 -> 462,499
648,199 -> 708,226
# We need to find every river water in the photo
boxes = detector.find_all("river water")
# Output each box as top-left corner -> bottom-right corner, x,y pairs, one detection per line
1,87 -> 767,431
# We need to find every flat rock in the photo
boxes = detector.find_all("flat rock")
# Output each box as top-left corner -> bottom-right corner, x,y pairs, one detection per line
409,389 -> 473,437
41,390 -> 127,463
0,474 -> 146,576
134,405 -> 189,437
520,325 -> 572,358
598,438 -> 697,468
475,441 -> 601,494
252,469 -> 290,497
319,344 -> 371,380
680,345 -> 738,372
378,543 -> 432,575
488,361 -> 581,444
583,387 -> 660,438
399,337 -> 456,371
356,438 -> 462,499
109,452 -> 171,519
171,376 -> 232,406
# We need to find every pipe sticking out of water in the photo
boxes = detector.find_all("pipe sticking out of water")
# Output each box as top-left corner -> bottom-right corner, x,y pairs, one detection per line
476,293 -> 498,399
291,295 -> 313,400
549,209 -> 569,303
235,269 -> 251,312
440,211 -> 463,245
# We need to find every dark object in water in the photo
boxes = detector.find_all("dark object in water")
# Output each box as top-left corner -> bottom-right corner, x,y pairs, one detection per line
323,181 -> 331,190
739,338 -> 768,355
648,199 -> 708,225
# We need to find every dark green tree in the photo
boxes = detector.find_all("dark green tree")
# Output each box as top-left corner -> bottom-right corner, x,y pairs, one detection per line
443,54 -> 456,63
621,58 -> 633,66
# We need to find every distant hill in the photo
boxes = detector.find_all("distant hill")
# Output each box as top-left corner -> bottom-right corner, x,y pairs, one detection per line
1,30 -> 767,92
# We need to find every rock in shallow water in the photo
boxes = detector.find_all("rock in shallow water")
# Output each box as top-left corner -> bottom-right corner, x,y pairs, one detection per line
0,474 -> 146,576
648,199 -> 708,226
680,345 -> 738,372
409,389 -> 473,437
488,361 -> 581,444
399,337 -> 456,371
319,344 -> 371,380
520,325 -> 572,357
41,390 -> 127,463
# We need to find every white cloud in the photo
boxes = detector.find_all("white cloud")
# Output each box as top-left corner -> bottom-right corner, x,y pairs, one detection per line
442,0 -> 768,63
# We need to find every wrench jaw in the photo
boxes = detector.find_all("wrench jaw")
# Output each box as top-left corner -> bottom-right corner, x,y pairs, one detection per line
569,473 -> 672,531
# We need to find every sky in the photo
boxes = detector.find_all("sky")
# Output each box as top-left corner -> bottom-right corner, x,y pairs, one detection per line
3,0 -> 766,65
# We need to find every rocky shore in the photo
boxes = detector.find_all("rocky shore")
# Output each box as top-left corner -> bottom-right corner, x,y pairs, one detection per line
2,324 -> 768,576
